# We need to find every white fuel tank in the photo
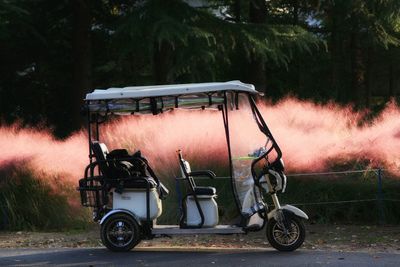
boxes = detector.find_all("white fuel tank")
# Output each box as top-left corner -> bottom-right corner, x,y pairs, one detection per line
186,195 -> 218,227
112,188 -> 162,221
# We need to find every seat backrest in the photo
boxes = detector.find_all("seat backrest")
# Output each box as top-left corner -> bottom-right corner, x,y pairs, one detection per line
91,141 -> 111,177
177,150 -> 196,190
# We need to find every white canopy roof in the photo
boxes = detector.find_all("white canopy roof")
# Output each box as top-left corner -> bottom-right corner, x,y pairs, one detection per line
85,80 -> 257,101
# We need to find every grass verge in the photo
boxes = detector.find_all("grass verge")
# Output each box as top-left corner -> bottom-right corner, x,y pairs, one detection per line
0,162 -> 90,231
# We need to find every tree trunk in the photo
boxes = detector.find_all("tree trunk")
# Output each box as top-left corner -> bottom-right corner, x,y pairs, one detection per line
249,0 -> 266,23
365,46 -> 371,108
248,0 -> 267,93
292,0 -> 299,25
72,0 -> 92,131
291,0 -> 301,91
234,0 -> 242,22
350,31 -> 365,107
328,4 -> 341,101
388,48 -> 395,100
153,41 -> 173,84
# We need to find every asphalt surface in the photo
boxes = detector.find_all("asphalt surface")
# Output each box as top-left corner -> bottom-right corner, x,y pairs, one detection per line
0,247 -> 399,267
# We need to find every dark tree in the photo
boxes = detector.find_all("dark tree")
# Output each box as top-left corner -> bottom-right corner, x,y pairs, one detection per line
71,0 -> 92,130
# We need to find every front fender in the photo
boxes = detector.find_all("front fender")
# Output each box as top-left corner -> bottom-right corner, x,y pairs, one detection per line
268,204 -> 309,220
99,209 -> 142,225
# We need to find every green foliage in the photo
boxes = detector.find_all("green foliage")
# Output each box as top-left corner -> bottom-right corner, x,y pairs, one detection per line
111,0 -> 320,83
0,0 -> 74,136
350,0 -> 400,48
235,24 -> 321,67
0,1 -> 29,40
315,0 -> 400,49
0,164 -> 90,230
106,0 -> 218,83
0,160 -> 399,229
158,162 -> 400,225
1,0 -> 400,133
279,174 -> 400,224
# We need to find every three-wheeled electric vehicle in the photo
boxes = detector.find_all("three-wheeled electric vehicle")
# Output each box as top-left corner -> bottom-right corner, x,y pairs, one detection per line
78,81 -> 308,252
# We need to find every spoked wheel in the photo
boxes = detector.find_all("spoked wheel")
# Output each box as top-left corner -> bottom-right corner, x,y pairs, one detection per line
266,216 -> 305,251
101,213 -> 141,252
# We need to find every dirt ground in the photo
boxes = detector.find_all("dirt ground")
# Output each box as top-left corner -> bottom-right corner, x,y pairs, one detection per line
1,224 -> 399,253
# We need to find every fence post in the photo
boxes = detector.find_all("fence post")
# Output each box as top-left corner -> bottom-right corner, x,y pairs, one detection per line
377,168 -> 385,225
0,205 -> 7,229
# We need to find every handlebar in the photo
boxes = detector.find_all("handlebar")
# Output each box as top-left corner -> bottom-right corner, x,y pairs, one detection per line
250,145 -> 284,187
251,146 -> 273,183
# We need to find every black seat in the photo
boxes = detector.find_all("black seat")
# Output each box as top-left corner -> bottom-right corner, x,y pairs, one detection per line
177,150 -> 217,228
177,150 -> 216,196
91,141 -> 157,190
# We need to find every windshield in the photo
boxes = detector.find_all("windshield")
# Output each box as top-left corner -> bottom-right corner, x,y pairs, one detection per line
228,94 -> 281,223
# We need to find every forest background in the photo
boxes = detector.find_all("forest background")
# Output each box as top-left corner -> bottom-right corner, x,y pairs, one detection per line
1,0 -> 400,229
2,0 -> 400,136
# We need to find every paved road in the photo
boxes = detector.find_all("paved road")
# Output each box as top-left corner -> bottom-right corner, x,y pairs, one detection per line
0,248 -> 399,267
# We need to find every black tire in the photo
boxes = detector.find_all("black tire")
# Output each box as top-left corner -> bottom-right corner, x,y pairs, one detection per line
266,216 -> 305,252
100,213 -> 141,252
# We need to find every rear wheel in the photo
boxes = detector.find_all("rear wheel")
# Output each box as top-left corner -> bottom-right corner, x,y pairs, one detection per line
266,216 -> 305,251
101,213 -> 141,252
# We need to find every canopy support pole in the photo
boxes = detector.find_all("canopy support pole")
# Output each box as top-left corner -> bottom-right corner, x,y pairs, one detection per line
222,92 -> 245,223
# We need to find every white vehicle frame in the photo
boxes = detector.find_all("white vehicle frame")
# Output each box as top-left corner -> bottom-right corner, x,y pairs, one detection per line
78,81 -> 308,252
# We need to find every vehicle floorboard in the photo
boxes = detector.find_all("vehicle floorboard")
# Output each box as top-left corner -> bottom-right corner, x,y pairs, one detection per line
151,225 -> 245,235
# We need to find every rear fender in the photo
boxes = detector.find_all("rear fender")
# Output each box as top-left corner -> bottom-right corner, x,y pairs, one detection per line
100,209 -> 142,225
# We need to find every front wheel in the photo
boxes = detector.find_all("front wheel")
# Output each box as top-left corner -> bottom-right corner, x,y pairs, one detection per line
266,216 -> 305,251
101,213 -> 141,252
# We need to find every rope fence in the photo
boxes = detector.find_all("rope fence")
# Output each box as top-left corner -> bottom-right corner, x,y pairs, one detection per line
286,169 -> 377,177
286,168 -> 399,224
286,168 -> 392,224
176,167 -> 400,224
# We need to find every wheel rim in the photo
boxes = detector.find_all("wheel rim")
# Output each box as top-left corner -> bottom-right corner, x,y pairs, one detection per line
106,218 -> 135,248
272,219 -> 300,246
